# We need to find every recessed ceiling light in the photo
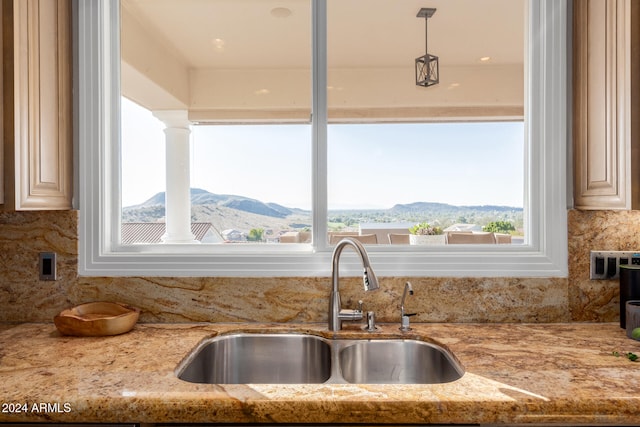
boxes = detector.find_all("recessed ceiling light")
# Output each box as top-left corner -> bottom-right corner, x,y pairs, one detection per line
448,83 -> 460,90
254,89 -> 270,96
211,38 -> 225,51
479,56 -> 491,62
271,7 -> 292,18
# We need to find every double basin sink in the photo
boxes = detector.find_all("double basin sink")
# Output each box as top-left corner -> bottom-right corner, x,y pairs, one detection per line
177,333 -> 464,385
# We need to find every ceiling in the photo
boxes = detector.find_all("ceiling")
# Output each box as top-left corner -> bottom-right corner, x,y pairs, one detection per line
121,0 -> 525,70
120,0 -> 526,120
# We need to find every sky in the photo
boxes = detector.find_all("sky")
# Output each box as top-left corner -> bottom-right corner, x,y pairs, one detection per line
121,97 -> 524,210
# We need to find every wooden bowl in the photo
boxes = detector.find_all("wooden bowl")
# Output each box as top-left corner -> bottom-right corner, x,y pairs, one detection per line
54,302 -> 140,336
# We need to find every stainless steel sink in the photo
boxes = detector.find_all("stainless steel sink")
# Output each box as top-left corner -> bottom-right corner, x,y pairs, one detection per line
177,333 -> 332,384
338,339 -> 464,384
177,333 -> 464,385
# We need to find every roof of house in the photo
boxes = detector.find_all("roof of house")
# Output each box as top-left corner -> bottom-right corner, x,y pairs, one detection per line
443,223 -> 482,232
121,222 -> 214,244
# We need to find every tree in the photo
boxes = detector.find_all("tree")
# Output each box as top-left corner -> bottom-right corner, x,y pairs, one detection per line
247,228 -> 265,242
483,221 -> 516,234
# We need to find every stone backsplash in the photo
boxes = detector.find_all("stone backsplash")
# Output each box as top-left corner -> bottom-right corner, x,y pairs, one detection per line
1,209 -> 637,323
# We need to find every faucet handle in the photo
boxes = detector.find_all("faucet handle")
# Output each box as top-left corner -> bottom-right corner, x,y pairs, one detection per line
338,300 -> 365,322
357,300 -> 364,313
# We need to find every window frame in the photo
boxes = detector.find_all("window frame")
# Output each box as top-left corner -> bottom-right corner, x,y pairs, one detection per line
77,0 -> 568,278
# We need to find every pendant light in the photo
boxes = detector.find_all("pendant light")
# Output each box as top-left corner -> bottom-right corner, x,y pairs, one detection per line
415,8 -> 439,88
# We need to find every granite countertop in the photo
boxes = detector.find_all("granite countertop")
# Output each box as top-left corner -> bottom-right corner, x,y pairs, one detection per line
1,322 -> 640,425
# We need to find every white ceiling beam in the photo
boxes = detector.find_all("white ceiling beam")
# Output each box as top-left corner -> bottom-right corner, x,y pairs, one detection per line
187,64 -> 523,122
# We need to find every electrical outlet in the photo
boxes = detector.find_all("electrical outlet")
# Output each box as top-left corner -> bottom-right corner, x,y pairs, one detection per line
590,250 -> 640,280
39,252 -> 57,281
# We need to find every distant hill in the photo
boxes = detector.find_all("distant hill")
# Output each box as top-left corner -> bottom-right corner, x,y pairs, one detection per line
122,188 -> 523,233
222,199 -> 290,218
390,201 -> 520,215
125,188 -> 298,219
390,201 -> 460,214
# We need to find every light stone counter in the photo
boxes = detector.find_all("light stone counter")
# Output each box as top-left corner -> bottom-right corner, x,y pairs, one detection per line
1,322 -> 640,425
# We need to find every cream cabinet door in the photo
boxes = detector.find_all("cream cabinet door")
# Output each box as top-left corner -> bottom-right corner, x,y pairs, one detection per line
0,1 -> 4,206
573,0 -> 639,210
2,0 -> 72,210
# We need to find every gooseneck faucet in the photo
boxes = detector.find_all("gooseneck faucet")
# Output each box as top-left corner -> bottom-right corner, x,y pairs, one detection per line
329,237 -> 380,331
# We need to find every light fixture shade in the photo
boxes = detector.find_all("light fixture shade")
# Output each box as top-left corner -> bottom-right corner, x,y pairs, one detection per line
415,53 -> 439,87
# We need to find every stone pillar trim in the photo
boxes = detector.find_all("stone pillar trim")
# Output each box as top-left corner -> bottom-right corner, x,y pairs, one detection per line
153,110 -> 191,129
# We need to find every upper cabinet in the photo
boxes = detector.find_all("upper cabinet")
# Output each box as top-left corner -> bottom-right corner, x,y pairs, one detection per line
573,0 -> 640,210
1,0 -> 72,210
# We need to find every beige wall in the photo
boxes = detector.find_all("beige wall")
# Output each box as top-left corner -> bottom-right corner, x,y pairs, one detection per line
0,209 -> 635,324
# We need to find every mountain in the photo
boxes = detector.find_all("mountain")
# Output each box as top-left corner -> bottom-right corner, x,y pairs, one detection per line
128,189 -> 294,216
390,201 -> 460,214
222,199 -> 290,218
390,201 -> 520,215
122,188 -> 523,232
123,188 -> 301,223
190,188 -> 233,205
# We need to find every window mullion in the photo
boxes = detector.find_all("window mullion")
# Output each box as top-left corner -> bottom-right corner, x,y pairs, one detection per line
311,0 -> 328,251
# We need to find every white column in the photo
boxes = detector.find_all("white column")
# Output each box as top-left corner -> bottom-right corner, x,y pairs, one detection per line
153,110 -> 197,244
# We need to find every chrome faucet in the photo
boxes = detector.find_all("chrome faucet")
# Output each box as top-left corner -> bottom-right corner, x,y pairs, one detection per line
329,237 -> 380,331
400,281 -> 416,331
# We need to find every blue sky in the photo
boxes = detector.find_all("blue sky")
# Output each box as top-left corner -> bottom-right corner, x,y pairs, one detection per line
121,97 -> 524,209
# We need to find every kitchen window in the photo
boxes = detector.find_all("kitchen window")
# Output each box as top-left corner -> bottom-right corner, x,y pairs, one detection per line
77,0 -> 568,277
